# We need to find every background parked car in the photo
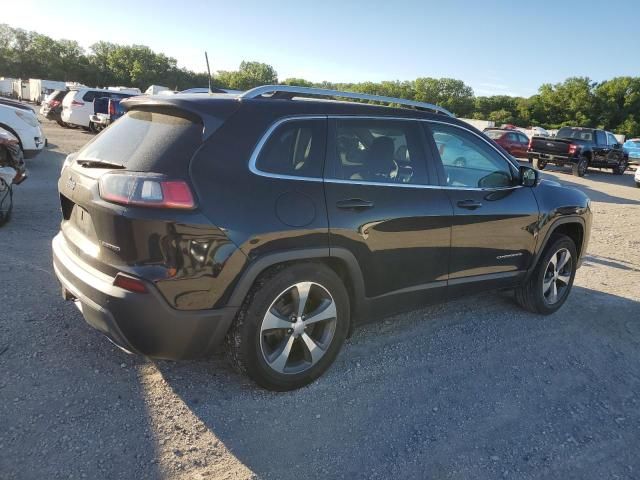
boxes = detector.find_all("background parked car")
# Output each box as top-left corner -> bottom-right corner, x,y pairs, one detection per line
623,138 -> 640,164
61,87 -> 140,131
484,128 -> 530,158
39,89 -> 69,127
89,96 -> 129,130
0,98 -> 46,157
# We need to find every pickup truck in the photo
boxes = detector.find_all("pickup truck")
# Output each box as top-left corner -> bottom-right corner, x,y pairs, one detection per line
528,126 -> 627,177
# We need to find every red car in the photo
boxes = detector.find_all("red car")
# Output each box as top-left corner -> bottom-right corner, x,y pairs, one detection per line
484,128 -> 530,158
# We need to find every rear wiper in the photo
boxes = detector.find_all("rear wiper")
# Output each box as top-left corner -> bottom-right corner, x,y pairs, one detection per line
76,159 -> 125,169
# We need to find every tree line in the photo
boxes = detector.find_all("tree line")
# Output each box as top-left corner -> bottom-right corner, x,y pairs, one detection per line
1,24 -> 639,137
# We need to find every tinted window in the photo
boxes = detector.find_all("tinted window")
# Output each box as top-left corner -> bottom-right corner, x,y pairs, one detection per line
256,119 -> 325,178
607,133 -> 618,145
595,131 -> 607,145
507,132 -> 519,142
431,124 -> 514,188
557,127 -> 593,142
331,119 -> 428,184
518,134 -> 529,144
76,110 -> 202,175
82,90 -> 110,102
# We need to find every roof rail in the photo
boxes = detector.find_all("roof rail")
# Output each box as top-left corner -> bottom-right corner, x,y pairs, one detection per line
240,85 -> 454,117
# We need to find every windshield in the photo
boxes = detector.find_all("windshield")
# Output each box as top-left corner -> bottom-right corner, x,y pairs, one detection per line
484,131 -> 504,139
556,127 -> 593,142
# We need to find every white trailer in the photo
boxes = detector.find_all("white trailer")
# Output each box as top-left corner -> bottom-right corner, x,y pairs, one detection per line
0,77 -> 14,96
29,79 -> 67,104
145,85 -> 170,95
459,118 -> 495,131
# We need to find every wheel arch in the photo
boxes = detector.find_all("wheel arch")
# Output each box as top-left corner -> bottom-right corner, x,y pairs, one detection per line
0,123 -> 23,151
227,247 -> 366,334
526,217 -> 585,281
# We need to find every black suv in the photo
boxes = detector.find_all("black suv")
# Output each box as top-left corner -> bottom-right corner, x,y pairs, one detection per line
52,86 -> 592,390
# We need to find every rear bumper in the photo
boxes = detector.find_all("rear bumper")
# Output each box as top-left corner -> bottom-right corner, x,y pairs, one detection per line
528,151 -> 576,165
52,232 -> 238,360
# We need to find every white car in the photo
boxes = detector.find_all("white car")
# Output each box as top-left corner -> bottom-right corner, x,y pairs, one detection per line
61,87 -> 140,130
635,167 -> 640,188
0,99 -> 46,158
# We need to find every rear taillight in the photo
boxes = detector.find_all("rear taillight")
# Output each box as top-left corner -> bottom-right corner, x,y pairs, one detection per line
568,144 -> 579,155
71,100 -> 84,107
528,138 -> 533,151
113,273 -> 147,293
99,173 -> 196,209
108,100 -> 115,116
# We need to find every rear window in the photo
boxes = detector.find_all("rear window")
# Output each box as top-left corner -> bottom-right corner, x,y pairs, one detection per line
557,127 -> 593,142
76,110 -> 202,176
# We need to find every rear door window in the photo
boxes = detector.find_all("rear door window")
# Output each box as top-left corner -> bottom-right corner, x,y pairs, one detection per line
255,119 -> 326,178
76,110 -> 203,176
607,133 -> 619,145
329,118 -> 428,185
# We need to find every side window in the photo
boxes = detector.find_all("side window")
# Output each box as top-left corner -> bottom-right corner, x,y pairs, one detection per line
595,131 -> 607,145
255,119 -> 325,178
607,133 -> 618,146
518,134 -> 529,144
331,119 -> 428,184
430,123 -> 515,189
507,132 -> 519,142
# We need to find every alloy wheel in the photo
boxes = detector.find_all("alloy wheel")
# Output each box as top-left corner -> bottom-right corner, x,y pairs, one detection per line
542,248 -> 572,305
259,282 -> 337,375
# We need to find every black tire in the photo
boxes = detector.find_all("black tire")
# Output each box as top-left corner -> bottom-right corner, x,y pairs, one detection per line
533,157 -> 546,170
226,263 -> 350,391
0,180 -> 13,227
572,156 -> 588,177
81,126 -> 91,132
515,234 -> 577,315
56,120 -> 68,128
636,182 -> 640,188
612,158 -> 627,175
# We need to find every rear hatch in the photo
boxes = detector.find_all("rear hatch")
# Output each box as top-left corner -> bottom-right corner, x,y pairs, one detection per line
58,108 -> 209,276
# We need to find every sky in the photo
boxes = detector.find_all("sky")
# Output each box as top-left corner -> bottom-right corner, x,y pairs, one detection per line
4,0 -> 640,97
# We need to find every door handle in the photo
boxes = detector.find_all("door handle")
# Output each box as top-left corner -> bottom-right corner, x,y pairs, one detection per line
336,198 -> 374,209
457,200 -> 482,210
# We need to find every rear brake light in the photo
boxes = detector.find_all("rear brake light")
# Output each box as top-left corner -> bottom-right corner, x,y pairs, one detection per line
113,273 -> 147,293
108,100 -> 115,116
71,100 -> 84,107
528,138 -> 533,151
568,144 -> 579,155
99,173 -> 196,209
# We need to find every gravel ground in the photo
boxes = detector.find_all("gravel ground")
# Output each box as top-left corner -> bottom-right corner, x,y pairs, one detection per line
1,118 -> 639,480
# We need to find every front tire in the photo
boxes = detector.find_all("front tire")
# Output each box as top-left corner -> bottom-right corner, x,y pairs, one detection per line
515,234 -> 577,315
226,263 -> 350,391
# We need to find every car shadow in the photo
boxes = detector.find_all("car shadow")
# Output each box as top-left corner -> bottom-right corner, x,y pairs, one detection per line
155,286 -> 640,479
1,143 -> 164,479
582,254 -> 640,272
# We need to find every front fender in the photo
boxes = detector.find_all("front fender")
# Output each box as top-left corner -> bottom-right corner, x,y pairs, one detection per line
527,179 -> 592,275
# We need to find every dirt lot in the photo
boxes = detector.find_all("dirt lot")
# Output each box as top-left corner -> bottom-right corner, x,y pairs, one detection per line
1,118 -> 639,480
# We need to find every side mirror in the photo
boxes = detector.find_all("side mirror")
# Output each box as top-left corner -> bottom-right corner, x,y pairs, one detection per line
520,165 -> 538,187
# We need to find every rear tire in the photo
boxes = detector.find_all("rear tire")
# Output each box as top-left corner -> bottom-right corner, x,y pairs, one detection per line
572,156 -> 588,177
612,158 -> 627,175
226,263 -> 350,391
515,234 -> 577,315
533,157 -> 546,170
